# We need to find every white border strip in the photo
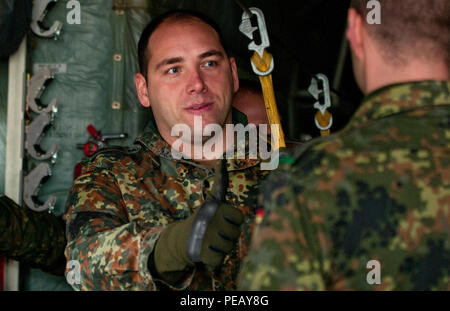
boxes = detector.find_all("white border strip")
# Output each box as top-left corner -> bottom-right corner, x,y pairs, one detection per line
4,37 -> 27,291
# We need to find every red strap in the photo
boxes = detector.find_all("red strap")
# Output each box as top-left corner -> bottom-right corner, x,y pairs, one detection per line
0,255 -> 5,291
86,124 -> 99,137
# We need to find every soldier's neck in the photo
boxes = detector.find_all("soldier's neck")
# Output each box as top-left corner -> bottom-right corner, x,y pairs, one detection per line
365,58 -> 449,95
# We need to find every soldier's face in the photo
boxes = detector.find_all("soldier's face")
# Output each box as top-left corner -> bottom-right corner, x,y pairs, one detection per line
137,18 -> 239,146
233,89 -> 269,126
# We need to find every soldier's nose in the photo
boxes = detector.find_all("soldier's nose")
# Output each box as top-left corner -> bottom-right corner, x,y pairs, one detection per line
186,70 -> 207,94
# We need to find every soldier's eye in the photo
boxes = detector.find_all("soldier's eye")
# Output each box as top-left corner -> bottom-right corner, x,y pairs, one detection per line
167,67 -> 180,74
204,60 -> 217,68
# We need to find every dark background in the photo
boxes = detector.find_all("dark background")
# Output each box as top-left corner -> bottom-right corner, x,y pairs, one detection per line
148,0 -> 364,141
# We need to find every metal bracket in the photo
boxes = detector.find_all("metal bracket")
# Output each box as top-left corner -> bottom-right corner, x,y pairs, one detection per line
308,74 -> 333,131
239,7 -> 274,76
31,0 -> 62,38
26,66 -> 59,114
308,74 -> 332,114
25,109 -> 58,161
23,163 -> 57,212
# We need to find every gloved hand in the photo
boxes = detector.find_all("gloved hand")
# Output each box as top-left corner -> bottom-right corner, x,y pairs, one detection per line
153,202 -> 244,282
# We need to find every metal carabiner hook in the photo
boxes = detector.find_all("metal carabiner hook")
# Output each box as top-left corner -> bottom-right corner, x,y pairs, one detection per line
23,163 -> 57,212
308,73 -> 332,114
26,66 -> 59,114
25,110 -> 58,161
31,0 -> 63,39
239,7 -> 274,76
309,74 -> 333,134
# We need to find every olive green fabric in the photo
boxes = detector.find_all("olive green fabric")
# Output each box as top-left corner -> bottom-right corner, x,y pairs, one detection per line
31,1 -> 151,217
22,0 -> 152,290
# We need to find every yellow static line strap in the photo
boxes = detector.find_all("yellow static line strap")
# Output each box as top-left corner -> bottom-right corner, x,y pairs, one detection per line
315,109 -> 332,137
251,50 -> 286,148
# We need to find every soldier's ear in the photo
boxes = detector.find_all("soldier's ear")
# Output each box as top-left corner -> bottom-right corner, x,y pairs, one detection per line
346,8 -> 365,62
135,73 -> 151,107
229,57 -> 239,93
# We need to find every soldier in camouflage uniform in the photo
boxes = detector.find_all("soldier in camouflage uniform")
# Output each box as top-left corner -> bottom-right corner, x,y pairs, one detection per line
64,10 -> 269,290
0,195 -> 66,275
239,0 -> 450,290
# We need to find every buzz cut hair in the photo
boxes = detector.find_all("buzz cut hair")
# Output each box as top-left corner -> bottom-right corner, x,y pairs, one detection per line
137,9 -> 229,80
350,0 -> 449,66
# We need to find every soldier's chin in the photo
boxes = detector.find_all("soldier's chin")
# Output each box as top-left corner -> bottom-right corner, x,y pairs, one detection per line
192,120 -> 224,141
188,114 -> 221,128
192,126 -> 213,142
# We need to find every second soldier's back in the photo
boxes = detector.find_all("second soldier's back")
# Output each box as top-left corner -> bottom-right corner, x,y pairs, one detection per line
239,0 -> 450,290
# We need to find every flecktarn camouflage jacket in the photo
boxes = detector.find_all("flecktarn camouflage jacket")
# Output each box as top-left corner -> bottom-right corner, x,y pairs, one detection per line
64,126 -> 268,290
238,80 -> 450,290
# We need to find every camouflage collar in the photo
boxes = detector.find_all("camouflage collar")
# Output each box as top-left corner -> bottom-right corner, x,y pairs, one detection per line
347,80 -> 450,129
135,109 -> 261,171
135,130 -> 174,160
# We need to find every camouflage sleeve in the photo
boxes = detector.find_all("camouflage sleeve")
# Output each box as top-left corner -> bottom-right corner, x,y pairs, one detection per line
64,159 -> 194,291
0,195 -> 67,275
238,167 -> 327,291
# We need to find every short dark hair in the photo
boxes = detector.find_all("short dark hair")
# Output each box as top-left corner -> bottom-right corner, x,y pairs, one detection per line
137,9 -> 229,80
350,0 -> 449,65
